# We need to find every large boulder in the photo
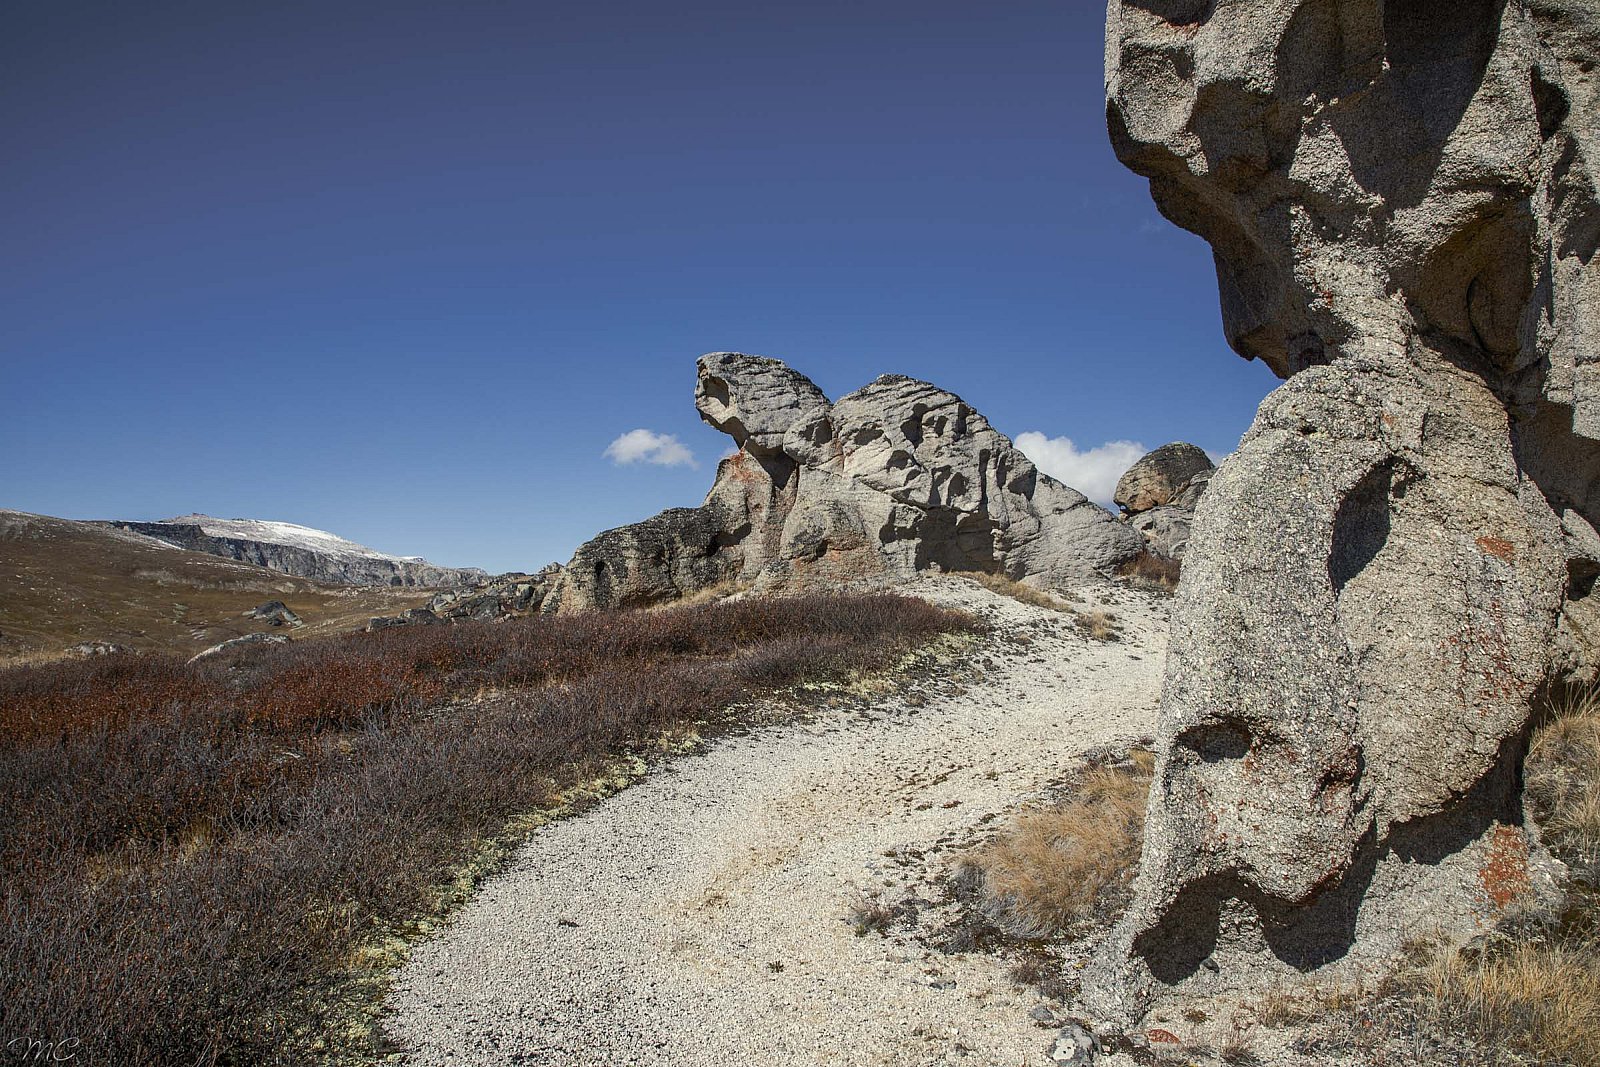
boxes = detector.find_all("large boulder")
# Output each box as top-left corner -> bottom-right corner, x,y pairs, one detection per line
1087,0 -> 1599,1027
1113,443 -> 1213,514
543,355 -> 1142,612
1115,444 -> 1215,559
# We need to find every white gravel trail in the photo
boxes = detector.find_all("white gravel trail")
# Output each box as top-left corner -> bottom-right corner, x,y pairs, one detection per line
384,577 -> 1168,1067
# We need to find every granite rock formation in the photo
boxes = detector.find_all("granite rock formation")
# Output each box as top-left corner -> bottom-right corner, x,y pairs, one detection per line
1087,0 -> 1598,1026
1114,444 -> 1215,559
106,516 -> 486,589
542,354 -> 1142,612
1114,443 -> 1214,514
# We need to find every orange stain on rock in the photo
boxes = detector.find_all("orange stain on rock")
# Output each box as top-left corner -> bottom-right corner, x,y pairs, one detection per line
1476,536 -> 1516,562
1479,824 -> 1531,908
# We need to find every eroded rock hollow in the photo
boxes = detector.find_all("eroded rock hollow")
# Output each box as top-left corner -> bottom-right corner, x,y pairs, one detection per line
1087,0 -> 1600,1024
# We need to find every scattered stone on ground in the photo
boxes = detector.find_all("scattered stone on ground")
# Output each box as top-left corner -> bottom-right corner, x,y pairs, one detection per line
187,631 -> 291,664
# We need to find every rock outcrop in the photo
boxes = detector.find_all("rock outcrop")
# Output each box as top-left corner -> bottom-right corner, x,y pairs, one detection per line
1113,443 -> 1213,515
106,516 -> 486,589
188,631 -> 291,664
1088,0 -> 1598,1027
248,600 -> 303,628
543,354 -> 1142,612
1114,444 -> 1215,559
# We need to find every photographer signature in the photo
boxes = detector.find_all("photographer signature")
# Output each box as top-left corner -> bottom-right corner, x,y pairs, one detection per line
5,1038 -> 79,1063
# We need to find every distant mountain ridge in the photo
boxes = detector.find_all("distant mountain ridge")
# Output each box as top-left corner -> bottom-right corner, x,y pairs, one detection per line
103,514 -> 486,589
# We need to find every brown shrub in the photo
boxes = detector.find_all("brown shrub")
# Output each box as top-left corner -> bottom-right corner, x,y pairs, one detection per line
965,750 -> 1153,940
0,593 -> 972,1066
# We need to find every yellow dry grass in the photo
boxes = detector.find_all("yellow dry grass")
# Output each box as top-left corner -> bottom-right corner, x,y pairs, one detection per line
1076,609 -> 1120,642
649,578 -> 752,611
1394,689 -> 1600,1065
1411,942 -> 1600,1066
968,750 -> 1153,939
961,571 -> 1074,612
1528,688 -> 1600,871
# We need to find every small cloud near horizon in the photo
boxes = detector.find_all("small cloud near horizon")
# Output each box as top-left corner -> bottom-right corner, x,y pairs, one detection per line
1013,432 -> 1146,508
604,428 -> 697,469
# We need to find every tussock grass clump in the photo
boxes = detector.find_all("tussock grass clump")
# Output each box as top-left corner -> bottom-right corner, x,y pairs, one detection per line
1404,940 -> 1600,1066
1076,609 -> 1121,642
1305,690 -> 1600,1065
1119,551 -> 1181,593
1389,689 -> 1600,1065
0,593 -> 972,1067
1528,688 -> 1600,880
960,571 -> 1074,612
965,750 -> 1153,940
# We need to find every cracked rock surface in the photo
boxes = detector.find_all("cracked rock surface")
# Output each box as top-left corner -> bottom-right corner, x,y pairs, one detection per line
543,355 -> 1142,612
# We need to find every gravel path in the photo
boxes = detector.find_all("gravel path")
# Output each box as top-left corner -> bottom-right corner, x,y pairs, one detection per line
385,577 -> 1168,1067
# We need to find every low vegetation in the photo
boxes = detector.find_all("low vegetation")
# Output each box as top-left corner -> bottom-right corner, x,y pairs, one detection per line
964,749 -> 1153,941
1274,689 -> 1600,1065
959,571 -> 1122,640
962,571 -> 1075,612
0,593 -> 972,1066
0,510 -> 434,663
1118,550 -> 1181,594
1390,689 -> 1600,1066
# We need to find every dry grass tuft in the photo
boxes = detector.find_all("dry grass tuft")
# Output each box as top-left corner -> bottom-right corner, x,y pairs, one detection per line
847,897 -> 897,937
965,750 -> 1153,939
651,577 -> 752,611
1405,940 -> 1600,1066
1119,551 -> 1182,593
954,572 -> 1124,643
0,592 -> 972,1066
1076,609 -> 1121,642
1392,688 -> 1600,1065
960,571 -> 1075,612
1527,688 -> 1600,879
1308,689 -> 1600,1065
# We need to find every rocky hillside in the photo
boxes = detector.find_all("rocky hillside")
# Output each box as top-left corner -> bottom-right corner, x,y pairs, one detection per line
540,354 -> 1144,612
103,515 -> 486,588
0,510 -> 434,662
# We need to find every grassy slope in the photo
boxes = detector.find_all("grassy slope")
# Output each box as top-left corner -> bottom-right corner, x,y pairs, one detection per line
0,510 -> 435,663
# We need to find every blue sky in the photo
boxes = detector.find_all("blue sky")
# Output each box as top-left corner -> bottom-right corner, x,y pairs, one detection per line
0,1 -> 1274,573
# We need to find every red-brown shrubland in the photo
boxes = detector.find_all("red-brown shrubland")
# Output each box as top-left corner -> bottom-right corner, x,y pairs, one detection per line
0,593 -> 971,1066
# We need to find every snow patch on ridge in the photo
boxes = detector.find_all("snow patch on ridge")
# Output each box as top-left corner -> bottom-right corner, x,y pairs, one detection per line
163,515 -> 435,566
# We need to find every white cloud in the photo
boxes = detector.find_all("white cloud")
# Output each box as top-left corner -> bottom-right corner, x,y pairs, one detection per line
604,428 -> 697,469
1013,432 -> 1146,508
